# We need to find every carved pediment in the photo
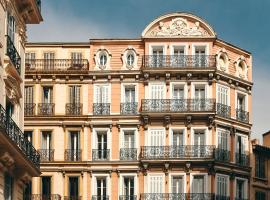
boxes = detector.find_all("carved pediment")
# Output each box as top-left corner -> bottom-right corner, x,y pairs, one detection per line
142,13 -> 216,38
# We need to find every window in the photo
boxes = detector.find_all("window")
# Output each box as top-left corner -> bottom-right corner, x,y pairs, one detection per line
148,175 -> 164,193
172,46 -> 185,67
127,52 -> 135,66
7,13 -> 16,42
216,52 -> 229,72
171,176 -> 184,193
172,84 -> 184,99
217,129 -> 229,150
152,46 -> 164,67
191,175 -> 206,193
41,177 -> 51,197
4,173 -> 13,200
216,175 -> 228,197
123,177 -> 135,197
255,191 -> 266,200
43,52 -> 55,69
124,86 -> 136,103
24,131 -> 33,143
94,85 -> 109,104
23,182 -> 32,200
26,52 -> 36,60
217,85 -> 228,105
42,86 -> 53,103
25,86 -> 34,104
194,85 -> 206,111
123,130 -> 135,148
149,129 -> 165,146
69,177 -> 79,198
236,179 -> 247,199
96,177 -> 107,198
68,131 -> 80,161
6,99 -> 14,118
149,83 -> 165,99
194,46 -> 206,67
237,93 -> 246,111
255,155 -> 266,178
71,52 -> 83,66
120,130 -> 137,160
171,129 -> 184,146
42,131 -> 52,150
193,130 -> 206,157
69,86 -> 81,104
235,134 -> 248,160
94,131 -> 108,160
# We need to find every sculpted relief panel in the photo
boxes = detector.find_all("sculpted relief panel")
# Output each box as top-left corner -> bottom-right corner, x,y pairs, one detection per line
147,17 -> 210,37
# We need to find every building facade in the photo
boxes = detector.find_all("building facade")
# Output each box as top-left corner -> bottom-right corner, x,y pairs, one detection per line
250,132 -> 270,200
0,0 -> 42,199
24,13 -> 252,200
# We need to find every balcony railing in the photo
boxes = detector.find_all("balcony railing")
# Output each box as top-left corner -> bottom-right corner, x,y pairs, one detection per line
31,194 -> 61,200
216,103 -> 231,119
38,103 -> 55,116
141,99 -> 215,113
24,103 -> 36,116
38,149 -> 54,162
63,196 -> 82,200
92,149 -> 110,161
235,153 -> 250,166
140,193 -> 215,200
119,195 -> 137,200
120,148 -> 137,160
91,195 -> 109,200
66,103 -> 82,115
0,104 -> 40,168
214,195 -> 230,200
120,102 -> 138,115
64,149 -> 82,161
214,148 -> 230,163
140,145 -> 215,160
93,103 -> 110,115
236,109 -> 249,123
143,55 -> 216,69
25,59 -> 89,72
6,35 -> 21,75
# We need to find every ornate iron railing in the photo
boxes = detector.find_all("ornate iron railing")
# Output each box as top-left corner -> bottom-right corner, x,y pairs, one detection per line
92,149 -> 110,161
120,102 -> 138,115
143,55 -> 216,69
235,153 -> 250,166
236,109 -> 249,123
140,193 -> 215,200
93,103 -> 110,115
189,193 -> 215,200
141,99 -> 215,113
0,104 -> 40,168
31,194 -> 61,200
119,195 -> 137,200
24,103 -> 36,116
91,195 -> 109,200
64,149 -> 82,161
38,149 -> 54,162
214,195 -> 230,200
120,148 -> 137,160
25,59 -> 89,72
216,103 -> 231,119
214,148 -> 230,162
6,35 -> 21,75
66,103 -> 82,115
38,103 -> 55,116
63,196 -> 82,200
140,145 -> 215,160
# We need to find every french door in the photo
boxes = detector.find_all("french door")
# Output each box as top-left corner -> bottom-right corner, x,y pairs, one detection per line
97,132 -> 108,159
152,49 -> 163,67
195,47 -> 206,67
97,178 -> 107,199
194,131 -> 205,157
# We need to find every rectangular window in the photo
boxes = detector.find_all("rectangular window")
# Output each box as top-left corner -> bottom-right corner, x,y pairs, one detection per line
123,130 -> 135,148
6,99 -> 14,117
216,175 -> 228,196
172,129 -> 184,146
41,176 -> 51,196
96,131 -> 108,160
237,94 -> 246,111
171,176 -> 183,193
42,86 -> 53,103
43,52 -> 55,69
172,46 -> 185,67
96,177 -> 107,197
172,85 -> 184,99
217,129 -> 229,150
192,175 -> 205,193
23,182 -> 32,200
149,175 -> 163,193
69,177 -> 79,198
150,84 -> 165,99
69,86 -> 81,104
217,85 -> 228,105
152,46 -> 164,67
7,13 -> 16,42
149,129 -> 165,146
236,179 -> 245,199
24,131 -> 33,143
26,52 -> 36,60
71,52 -> 83,66
4,173 -> 13,200
124,86 -> 136,103
25,86 -> 34,104
195,46 -> 206,67
94,85 -> 109,103
255,191 -> 266,200
41,131 -> 52,150
123,177 -> 135,197
255,155 -> 266,178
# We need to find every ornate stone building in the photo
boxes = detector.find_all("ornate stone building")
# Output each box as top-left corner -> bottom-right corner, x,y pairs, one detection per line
24,12 -> 252,200
0,0 -> 42,199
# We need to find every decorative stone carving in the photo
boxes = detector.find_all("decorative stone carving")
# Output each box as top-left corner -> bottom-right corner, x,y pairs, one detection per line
150,18 -> 209,37
235,56 -> 248,80
164,115 -> 171,130
185,115 -> 192,129
0,152 -> 15,167
216,48 -> 229,72
121,47 -> 138,70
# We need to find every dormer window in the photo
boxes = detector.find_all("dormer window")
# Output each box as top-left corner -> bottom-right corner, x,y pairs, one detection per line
95,49 -> 111,70
235,57 -> 248,79
216,50 -> 229,72
122,48 -> 138,70
127,52 -> 135,66
100,53 -> 107,66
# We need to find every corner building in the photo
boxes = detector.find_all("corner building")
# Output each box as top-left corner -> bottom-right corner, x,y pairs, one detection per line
24,13 -> 252,200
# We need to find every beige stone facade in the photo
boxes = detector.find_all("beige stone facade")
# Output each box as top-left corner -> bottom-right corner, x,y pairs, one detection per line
25,13 -> 253,200
0,0 -> 42,200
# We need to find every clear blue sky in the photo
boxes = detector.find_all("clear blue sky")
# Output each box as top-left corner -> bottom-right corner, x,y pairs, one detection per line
28,0 -> 270,141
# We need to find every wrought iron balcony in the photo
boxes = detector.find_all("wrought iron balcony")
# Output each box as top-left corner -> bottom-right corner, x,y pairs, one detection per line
216,103 -> 231,119
120,148 -> 137,160
140,145 -> 215,160
64,149 -> 82,161
64,196 -> 82,200
120,102 -> 138,115
143,55 -> 216,69
236,109 -> 249,123
0,104 -> 40,168
66,103 -> 82,115
92,195 -> 109,200
92,149 -> 110,161
93,103 -> 110,115
119,195 -> 137,200
214,195 -> 230,200
141,99 -> 215,113
6,35 -> 21,74
25,59 -> 89,72
38,149 -> 54,162
214,148 -> 230,162
31,194 -> 61,200
38,103 -> 55,116
141,193 -> 215,200
24,103 -> 36,116
235,153 -> 250,166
